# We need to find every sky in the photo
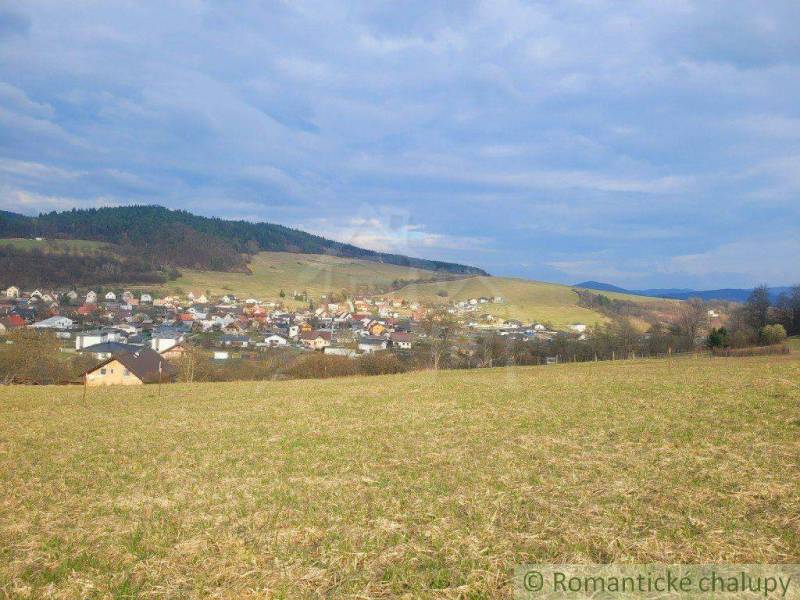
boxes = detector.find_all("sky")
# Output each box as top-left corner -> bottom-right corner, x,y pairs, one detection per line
0,1 -> 798,289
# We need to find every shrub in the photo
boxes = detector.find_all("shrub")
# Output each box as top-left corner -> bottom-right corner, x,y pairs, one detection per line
706,327 -> 729,348
760,324 -> 787,346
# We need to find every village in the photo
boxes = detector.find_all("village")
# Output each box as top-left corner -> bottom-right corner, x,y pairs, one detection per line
0,284 -> 577,385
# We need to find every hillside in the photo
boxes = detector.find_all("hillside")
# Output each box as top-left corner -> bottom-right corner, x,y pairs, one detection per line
1,355 -> 797,597
388,275 -> 671,327
0,207 -> 486,276
0,238 -> 171,289
158,251 -> 450,302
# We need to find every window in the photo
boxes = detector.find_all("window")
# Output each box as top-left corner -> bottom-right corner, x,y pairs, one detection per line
100,368 -> 106,375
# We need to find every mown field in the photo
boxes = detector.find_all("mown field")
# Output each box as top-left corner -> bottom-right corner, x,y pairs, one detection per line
389,276 -> 673,328
1,354 -> 798,598
159,251 -> 445,304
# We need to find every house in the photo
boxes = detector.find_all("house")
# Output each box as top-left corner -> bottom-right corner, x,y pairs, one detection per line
358,336 -> 388,354
75,328 -> 125,350
104,291 -> 116,301
150,328 -> 185,352
65,290 -> 78,302
160,342 -> 187,361
82,349 -> 175,386
300,330 -> 331,350
85,291 -> 97,304
262,334 -> 288,347
30,316 -> 74,330
140,293 -> 153,303
79,341 -> 144,361
220,334 -> 250,348
213,351 -> 229,360
3,314 -> 26,329
389,332 -> 412,350
367,321 -> 386,336
5,286 -> 19,298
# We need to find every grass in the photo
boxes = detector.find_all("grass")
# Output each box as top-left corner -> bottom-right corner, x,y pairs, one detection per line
159,251 -> 444,304
390,276 -> 672,328
0,238 -> 113,254
1,354 -> 798,597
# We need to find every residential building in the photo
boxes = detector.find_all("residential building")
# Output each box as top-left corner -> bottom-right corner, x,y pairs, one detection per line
83,349 -> 175,386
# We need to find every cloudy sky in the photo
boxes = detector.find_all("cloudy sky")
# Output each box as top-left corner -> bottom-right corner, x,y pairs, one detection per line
1,1 -> 798,288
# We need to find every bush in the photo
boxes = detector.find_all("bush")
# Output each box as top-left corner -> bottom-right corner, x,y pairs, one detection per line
0,330 -> 96,384
706,327 -> 729,348
284,353 -> 358,379
357,351 -> 407,376
760,324 -> 787,346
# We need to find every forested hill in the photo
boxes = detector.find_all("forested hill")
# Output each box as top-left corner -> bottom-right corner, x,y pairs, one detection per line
0,206 -> 487,275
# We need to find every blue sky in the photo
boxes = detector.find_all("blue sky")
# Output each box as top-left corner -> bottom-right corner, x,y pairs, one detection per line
1,1 -> 798,288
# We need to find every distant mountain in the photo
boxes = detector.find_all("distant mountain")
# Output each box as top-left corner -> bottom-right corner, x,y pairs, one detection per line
573,281 -> 793,303
643,287 -> 791,303
0,206 -> 487,276
573,281 -> 633,294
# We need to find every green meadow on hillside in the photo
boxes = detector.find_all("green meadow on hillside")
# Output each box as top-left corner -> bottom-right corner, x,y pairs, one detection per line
1,354 -> 798,597
160,251 -> 444,303
389,275 -> 672,328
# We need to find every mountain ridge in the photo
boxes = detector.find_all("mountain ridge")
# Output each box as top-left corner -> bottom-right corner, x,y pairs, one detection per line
0,206 -> 487,276
574,280 -> 793,302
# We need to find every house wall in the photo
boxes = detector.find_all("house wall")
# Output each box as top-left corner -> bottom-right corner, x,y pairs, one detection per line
152,337 -> 180,352
85,360 -> 143,386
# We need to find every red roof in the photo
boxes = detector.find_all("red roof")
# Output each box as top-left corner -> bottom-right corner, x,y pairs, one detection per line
5,314 -> 25,327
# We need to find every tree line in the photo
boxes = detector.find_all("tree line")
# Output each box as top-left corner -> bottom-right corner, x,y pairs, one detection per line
707,284 -> 798,349
0,245 -> 175,288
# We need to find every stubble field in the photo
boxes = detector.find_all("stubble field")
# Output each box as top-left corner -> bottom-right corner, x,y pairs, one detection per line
1,354 -> 798,598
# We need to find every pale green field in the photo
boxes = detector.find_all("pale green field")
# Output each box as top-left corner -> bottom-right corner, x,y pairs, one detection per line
0,238 -> 113,254
1,355 -> 798,598
162,251 -> 443,303
390,276 -> 672,328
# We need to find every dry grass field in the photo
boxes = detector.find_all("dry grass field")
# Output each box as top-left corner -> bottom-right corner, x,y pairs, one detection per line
159,251 -> 444,305
1,355 -> 799,598
389,276 -> 673,328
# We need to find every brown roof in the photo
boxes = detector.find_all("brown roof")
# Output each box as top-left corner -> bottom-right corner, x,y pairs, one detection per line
300,330 -> 331,341
85,349 -> 176,383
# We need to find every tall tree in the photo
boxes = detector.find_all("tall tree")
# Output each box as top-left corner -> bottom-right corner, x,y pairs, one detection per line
744,285 -> 771,330
676,297 -> 707,345
774,285 -> 800,336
